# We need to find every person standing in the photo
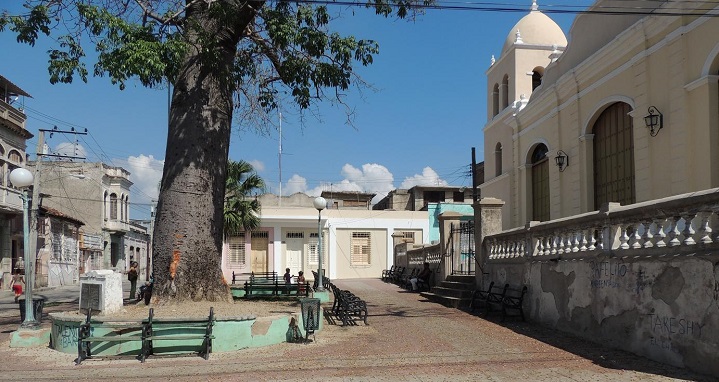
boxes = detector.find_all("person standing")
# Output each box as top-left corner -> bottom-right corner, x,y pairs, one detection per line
127,262 -> 138,300
10,270 -> 25,303
297,271 -> 306,295
283,268 -> 292,294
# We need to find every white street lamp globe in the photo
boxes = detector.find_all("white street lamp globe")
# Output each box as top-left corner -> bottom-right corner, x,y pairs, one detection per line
9,168 -> 34,187
313,196 -> 326,211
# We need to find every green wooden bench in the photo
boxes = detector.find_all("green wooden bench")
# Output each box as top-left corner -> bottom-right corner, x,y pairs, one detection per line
75,307 -> 214,364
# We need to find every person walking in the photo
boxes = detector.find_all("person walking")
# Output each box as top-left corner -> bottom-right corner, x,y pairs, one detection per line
10,270 -> 25,303
127,262 -> 138,300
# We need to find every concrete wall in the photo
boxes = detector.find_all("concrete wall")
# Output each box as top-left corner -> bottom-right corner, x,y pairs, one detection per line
476,188 -> 719,378
334,228 -> 387,279
484,256 -> 719,377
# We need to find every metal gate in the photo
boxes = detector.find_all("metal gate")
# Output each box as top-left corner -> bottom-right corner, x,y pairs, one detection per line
450,221 -> 475,275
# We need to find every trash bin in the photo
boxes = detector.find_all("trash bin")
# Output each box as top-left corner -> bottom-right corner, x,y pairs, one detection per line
18,297 -> 45,323
299,297 -> 321,339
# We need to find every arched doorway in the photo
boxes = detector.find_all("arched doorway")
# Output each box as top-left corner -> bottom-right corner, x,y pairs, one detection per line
593,102 -> 635,209
531,144 -> 550,221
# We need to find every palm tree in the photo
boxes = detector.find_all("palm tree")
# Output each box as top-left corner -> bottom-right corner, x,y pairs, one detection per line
224,160 -> 266,237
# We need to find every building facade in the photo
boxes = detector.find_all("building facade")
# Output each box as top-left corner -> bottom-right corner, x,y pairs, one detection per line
222,192 -> 429,283
32,161 -> 148,278
476,1 -> 719,376
36,206 -> 83,287
481,0 -> 719,229
0,75 -> 33,289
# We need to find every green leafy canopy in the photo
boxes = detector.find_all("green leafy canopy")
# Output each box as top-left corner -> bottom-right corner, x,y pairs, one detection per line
1,0 -> 426,123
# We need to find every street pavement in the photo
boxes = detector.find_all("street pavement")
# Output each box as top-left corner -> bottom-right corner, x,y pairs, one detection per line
0,278 -> 711,381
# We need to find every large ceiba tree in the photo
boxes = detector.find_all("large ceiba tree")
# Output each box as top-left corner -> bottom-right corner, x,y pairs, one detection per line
1,0 -> 426,302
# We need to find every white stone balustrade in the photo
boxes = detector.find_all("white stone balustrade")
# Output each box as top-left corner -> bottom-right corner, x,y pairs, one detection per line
485,188 -> 719,261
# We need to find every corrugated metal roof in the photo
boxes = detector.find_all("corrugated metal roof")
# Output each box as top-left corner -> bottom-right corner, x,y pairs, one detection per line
0,75 -> 32,98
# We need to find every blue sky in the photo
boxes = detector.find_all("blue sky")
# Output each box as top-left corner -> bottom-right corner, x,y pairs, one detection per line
1,1 -> 592,220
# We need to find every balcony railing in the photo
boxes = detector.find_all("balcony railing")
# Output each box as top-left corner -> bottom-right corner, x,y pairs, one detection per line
104,219 -> 130,233
0,99 -> 27,130
0,186 -> 25,213
484,187 -> 719,261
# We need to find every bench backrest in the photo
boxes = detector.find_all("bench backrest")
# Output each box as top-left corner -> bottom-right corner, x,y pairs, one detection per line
250,271 -> 278,282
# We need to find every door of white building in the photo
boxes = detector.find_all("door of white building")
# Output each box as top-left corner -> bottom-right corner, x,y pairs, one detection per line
285,232 -> 304,273
250,231 -> 269,273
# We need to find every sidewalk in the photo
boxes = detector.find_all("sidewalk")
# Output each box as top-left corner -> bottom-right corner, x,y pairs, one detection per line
0,278 -> 710,381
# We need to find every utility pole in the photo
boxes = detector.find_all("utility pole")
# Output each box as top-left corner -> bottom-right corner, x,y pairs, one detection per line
29,127 -> 87,288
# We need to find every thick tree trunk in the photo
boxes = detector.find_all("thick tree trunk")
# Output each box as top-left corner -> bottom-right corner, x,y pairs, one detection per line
151,1 -> 260,302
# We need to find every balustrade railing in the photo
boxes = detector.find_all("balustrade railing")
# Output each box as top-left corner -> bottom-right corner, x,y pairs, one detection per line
485,188 -> 719,261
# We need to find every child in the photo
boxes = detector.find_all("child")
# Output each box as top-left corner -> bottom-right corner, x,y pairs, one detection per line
297,271 -> 306,295
283,268 -> 292,284
10,270 -> 24,303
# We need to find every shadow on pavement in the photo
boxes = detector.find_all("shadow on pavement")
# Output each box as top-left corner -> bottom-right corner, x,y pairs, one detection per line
461,307 -> 713,382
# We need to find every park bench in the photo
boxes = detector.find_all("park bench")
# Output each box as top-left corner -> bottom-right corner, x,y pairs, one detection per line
242,271 -> 310,298
328,283 -> 368,326
311,270 -> 331,291
501,285 -> 528,321
401,268 -> 419,289
469,281 -> 495,312
402,267 -> 433,292
75,307 -> 214,365
381,265 -> 397,281
390,266 -> 406,285
471,282 -> 507,317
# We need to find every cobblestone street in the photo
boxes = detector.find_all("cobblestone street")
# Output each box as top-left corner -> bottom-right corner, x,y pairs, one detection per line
0,278 -> 710,381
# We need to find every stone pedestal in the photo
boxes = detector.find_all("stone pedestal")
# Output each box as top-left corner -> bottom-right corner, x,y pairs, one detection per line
79,270 -> 123,315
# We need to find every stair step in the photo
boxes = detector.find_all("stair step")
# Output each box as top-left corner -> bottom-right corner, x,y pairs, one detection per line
439,281 -> 476,291
430,287 -> 474,299
445,275 -> 477,283
420,292 -> 471,309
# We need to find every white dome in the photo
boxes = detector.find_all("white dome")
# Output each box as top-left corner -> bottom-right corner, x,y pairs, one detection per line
501,3 -> 567,54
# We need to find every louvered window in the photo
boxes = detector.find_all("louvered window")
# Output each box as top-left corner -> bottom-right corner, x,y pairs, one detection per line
593,102 -> 635,209
228,232 -> 246,266
308,232 -> 319,265
351,232 -> 371,265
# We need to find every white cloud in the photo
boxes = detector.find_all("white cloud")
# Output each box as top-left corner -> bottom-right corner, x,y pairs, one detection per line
53,142 -> 87,159
123,154 -> 164,205
400,167 -> 448,189
249,160 -> 265,172
283,163 -> 395,204
283,174 -> 308,195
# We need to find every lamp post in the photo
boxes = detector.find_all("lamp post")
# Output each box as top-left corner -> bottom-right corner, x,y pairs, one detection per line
313,196 -> 326,291
9,168 -> 38,328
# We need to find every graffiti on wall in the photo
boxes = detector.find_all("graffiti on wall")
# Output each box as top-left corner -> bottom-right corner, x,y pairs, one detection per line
647,313 -> 704,354
53,322 -> 78,350
589,260 -> 627,289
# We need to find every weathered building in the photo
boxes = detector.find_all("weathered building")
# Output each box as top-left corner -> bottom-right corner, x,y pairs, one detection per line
0,75 -> 33,288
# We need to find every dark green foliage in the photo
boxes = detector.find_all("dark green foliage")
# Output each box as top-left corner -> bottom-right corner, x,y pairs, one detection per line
1,0 -> 422,122
224,160 -> 266,236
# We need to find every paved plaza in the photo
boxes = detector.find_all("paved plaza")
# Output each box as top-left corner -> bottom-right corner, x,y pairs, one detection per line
0,278 -> 711,381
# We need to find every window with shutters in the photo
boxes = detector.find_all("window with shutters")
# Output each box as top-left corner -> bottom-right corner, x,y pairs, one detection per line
351,232 -> 371,265
110,193 -> 118,220
308,232 -> 319,265
286,232 -> 304,239
227,232 -> 246,266
531,144 -> 550,222
593,102 -> 635,209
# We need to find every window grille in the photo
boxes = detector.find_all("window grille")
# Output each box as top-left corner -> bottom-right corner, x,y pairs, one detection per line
286,232 -> 304,239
